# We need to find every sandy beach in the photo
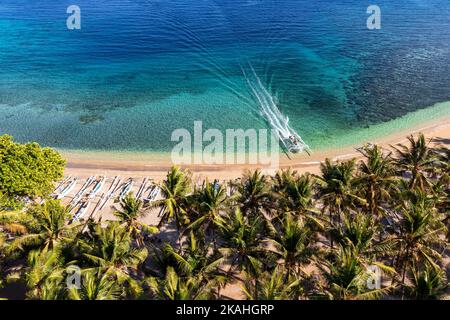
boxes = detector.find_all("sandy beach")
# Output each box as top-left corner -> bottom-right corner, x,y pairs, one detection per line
63,114 -> 450,181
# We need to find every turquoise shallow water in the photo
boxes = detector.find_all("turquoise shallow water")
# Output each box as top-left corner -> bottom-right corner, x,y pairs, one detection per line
0,0 -> 450,153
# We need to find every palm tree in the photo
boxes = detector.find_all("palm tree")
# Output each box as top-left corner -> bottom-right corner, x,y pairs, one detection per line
68,269 -> 126,300
430,144 -> 450,179
264,213 -> 315,278
215,209 -> 265,277
273,170 -> 322,227
273,170 -> 312,209
235,170 -> 272,216
356,144 -> 397,219
317,246 -> 389,300
392,133 -> 437,191
392,196 -> 446,291
433,146 -> 450,242
242,266 -> 301,300
25,248 -> 66,300
6,200 -> 77,254
113,193 -> 158,247
318,158 -> 364,216
150,167 -> 192,230
146,266 -> 213,300
187,180 -> 228,245
406,262 -> 448,300
332,212 -> 379,257
318,159 -> 365,247
81,222 -> 148,298
150,232 -> 227,298
214,208 -> 266,298
152,232 -> 223,278
330,212 -> 398,281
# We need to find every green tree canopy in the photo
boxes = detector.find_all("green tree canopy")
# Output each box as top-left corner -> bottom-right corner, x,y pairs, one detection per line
0,135 -> 66,208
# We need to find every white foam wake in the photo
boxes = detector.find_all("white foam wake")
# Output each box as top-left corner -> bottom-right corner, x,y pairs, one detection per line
242,64 -> 310,154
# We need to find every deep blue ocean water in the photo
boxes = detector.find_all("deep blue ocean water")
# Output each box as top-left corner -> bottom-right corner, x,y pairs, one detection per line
0,0 -> 450,152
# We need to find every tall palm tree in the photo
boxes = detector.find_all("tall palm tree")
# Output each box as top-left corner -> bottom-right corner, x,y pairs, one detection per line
330,212 -> 398,282
430,144 -> 450,179
318,159 -> 364,217
146,266 -> 214,300
433,146 -> 450,242
242,266 -> 301,300
392,133 -> 437,191
235,170 -> 272,216
25,248 -> 66,300
215,208 -> 265,277
150,232 -> 227,298
317,246 -> 389,300
152,232 -> 224,278
356,144 -> 397,218
278,173 -> 314,212
150,167 -> 192,230
6,200 -> 77,254
264,213 -> 315,278
392,196 -> 446,290
318,159 -> 365,247
406,262 -> 448,300
187,180 -> 228,245
273,170 -> 322,227
332,212 -> 379,256
114,193 -> 158,247
68,269 -> 126,300
81,222 -> 148,298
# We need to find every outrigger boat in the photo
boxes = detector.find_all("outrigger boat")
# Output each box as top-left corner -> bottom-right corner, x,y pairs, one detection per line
52,176 -> 71,196
99,176 -> 121,210
119,179 -> 133,201
71,201 -> 90,224
70,176 -> 95,207
144,185 -> 160,203
143,185 -> 155,202
56,178 -> 77,200
136,178 -> 148,199
88,176 -> 106,200
90,176 -> 119,222
150,186 -> 160,202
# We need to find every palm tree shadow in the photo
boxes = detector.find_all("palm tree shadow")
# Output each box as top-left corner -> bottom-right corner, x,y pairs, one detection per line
433,137 -> 450,145
150,221 -> 179,247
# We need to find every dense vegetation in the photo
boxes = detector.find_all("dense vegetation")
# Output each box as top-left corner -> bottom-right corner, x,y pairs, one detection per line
0,134 -> 448,300
0,135 -> 65,209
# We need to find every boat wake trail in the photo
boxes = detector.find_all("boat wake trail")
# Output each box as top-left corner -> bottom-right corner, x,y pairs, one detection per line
242,64 -> 310,154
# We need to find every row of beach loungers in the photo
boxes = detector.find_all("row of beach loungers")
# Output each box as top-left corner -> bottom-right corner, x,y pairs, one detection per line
51,176 -> 161,224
